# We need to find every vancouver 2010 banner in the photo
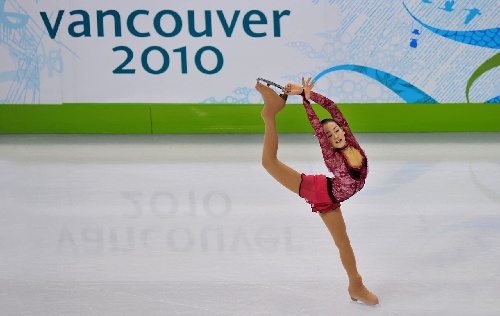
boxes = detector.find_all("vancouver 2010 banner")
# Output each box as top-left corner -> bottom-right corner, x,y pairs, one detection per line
0,0 -> 498,104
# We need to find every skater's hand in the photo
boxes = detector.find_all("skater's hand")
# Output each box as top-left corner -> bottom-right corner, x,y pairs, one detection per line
284,83 -> 303,95
284,77 -> 315,99
302,77 -> 315,100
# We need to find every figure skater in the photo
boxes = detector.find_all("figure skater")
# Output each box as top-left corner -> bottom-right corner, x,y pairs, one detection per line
255,77 -> 379,306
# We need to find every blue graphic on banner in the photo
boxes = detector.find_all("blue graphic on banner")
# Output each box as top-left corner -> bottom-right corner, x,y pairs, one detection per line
0,0 -> 40,103
486,95 -> 500,103
38,45 -> 64,77
0,0 -> 29,29
311,0 -> 335,4
170,1 -> 498,106
202,86 -> 257,104
403,3 -> 500,49
0,0 -> 66,104
439,1 -> 456,12
0,0 -> 36,103
313,64 -> 438,103
410,29 -> 421,48
0,70 -> 16,82
463,8 -> 481,25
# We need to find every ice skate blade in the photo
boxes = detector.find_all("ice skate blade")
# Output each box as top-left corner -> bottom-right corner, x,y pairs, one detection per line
256,77 -> 291,93
350,297 -> 380,307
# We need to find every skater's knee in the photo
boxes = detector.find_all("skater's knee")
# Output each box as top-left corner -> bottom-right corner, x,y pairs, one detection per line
333,235 -> 352,250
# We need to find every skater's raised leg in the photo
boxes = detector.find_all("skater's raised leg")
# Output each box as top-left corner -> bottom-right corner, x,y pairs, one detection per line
257,82 -> 302,194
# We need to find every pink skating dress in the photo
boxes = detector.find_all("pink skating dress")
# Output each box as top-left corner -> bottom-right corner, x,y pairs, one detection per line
302,91 -> 368,203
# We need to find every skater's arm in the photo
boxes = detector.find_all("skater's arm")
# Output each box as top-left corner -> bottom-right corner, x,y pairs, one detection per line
309,91 -> 353,134
302,97 -> 335,168
308,91 -> 360,149
309,91 -> 348,128
300,77 -> 356,154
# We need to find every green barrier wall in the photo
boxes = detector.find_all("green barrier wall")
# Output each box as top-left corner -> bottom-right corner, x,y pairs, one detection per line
1,103 -> 499,133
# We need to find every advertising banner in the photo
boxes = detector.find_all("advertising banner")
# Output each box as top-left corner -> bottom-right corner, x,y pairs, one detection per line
0,0 -> 499,105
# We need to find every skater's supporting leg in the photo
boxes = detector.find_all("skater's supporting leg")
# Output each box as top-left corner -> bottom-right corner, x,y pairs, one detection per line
320,208 -> 359,279
320,208 -> 379,305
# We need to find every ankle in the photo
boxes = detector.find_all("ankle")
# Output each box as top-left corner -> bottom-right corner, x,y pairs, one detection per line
348,274 -> 362,286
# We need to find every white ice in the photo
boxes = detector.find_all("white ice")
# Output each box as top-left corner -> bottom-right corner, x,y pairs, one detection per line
1,133 -> 499,315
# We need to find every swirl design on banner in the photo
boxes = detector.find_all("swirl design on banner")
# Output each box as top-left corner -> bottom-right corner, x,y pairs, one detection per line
466,52 -> 500,103
402,3 -> 500,49
313,64 -> 438,103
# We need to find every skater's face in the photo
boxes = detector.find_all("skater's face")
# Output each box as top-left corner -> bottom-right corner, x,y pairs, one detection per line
323,121 -> 346,149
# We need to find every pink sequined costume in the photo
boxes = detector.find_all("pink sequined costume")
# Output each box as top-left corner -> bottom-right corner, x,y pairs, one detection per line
302,91 -> 368,203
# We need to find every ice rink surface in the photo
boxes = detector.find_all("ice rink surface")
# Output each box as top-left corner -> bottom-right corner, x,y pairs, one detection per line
1,133 -> 499,316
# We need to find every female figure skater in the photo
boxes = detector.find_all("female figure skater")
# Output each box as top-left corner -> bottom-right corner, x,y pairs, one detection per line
255,77 -> 379,306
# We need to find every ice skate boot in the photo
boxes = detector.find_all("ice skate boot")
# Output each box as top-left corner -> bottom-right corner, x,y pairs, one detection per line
348,275 -> 379,306
256,78 -> 288,102
255,81 -> 286,117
